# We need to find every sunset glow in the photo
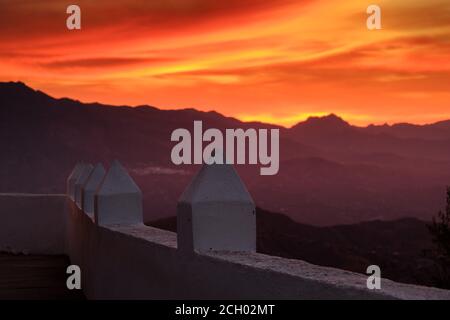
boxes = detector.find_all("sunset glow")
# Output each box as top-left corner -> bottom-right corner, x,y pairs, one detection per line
1,0 -> 449,126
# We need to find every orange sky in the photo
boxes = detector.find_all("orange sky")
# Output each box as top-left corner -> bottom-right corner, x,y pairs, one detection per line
1,0 -> 449,126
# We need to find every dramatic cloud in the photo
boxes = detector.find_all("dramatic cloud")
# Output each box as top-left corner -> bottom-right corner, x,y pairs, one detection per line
0,0 -> 449,126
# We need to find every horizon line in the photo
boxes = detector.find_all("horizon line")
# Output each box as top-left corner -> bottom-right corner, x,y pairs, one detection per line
2,80 -> 449,129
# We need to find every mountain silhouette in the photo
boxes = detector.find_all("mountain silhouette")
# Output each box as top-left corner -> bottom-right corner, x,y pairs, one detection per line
1,81 -> 450,225
291,113 -> 351,133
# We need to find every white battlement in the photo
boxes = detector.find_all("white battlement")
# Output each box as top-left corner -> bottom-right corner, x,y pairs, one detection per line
94,160 -> 142,226
74,163 -> 93,208
177,163 -> 256,253
82,163 -> 105,217
1,161 -> 449,300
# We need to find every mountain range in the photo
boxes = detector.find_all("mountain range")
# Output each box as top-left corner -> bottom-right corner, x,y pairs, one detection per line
1,81 -> 449,226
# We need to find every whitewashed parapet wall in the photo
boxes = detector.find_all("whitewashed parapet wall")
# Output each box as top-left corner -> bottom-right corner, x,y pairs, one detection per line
67,162 -> 85,200
74,163 -> 94,208
1,161 -> 449,299
94,160 -> 143,225
177,163 -> 256,253
82,163 -> 105,217
62,161 -> 450,299
66,160 -> 142,224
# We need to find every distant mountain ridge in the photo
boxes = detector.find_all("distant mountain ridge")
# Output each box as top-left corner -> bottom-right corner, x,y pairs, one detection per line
1,81 -> 449,226
3,81 -> 450,130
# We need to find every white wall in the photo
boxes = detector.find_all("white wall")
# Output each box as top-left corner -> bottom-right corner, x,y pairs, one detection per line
65,199 -> 450,300
0,194 -> 66,254
1,193 -> 450,300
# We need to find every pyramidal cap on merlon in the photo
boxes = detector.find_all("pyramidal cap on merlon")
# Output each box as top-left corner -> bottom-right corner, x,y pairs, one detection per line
177,163 -> 256,252
95,160 -> 142,225
178,163 -> 255,205
74,163 -> 94,207
67,162 -> 85,200
98,160 -> 141,194
82,163 -> 106,215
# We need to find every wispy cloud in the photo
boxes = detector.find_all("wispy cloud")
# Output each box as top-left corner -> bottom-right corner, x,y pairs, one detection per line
42,57 -> 176,70
0,0 -> 449,125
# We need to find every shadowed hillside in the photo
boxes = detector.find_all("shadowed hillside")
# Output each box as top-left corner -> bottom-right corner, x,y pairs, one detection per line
150,208 -> 437,287
1,81 -> 450,226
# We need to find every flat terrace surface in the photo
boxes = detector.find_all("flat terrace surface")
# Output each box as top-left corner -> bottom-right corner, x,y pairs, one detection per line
0,253 -> 84,300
